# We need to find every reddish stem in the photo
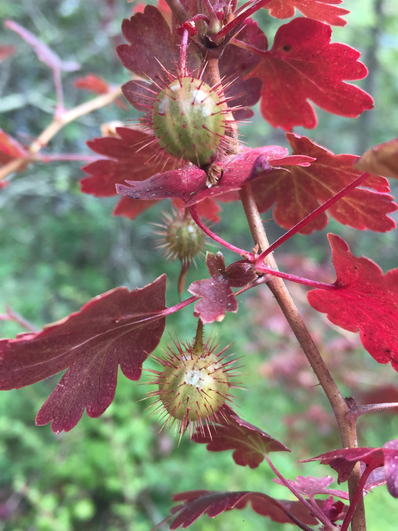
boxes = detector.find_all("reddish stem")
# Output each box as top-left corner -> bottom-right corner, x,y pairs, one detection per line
231,37 -> 267,58
265,455 -> 332,531
255,172 -> 372,268
212,0 -> 273,41
189,205 -> 254,261
255,265 -> 337,291
340,466 -> 373,531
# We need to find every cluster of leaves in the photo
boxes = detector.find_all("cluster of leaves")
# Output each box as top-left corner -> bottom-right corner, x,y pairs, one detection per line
1,0 -> 398,530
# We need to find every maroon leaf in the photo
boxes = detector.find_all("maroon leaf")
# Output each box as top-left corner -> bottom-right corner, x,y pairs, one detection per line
193,404 -> 289,468
251,133 -> 396,234
308,234 -> 398,370
302,447 -> 385,482
187,253 -> 240,324
117,145 -> 313,207
319,497 -> 347,523
169,489 -> 318,529
265,0 -> 350,26
0,276 -> 166,433
117,164 -> 207,203
302,440 -> 398,497
247,18 -> 373,130
383,440 -> 398,498
273,475 -> 349,500
82,127 -> 177,220
5,19 -> 79,72
117,5 -> 179,80
355,137 -> 398,179
224,261 -> 257,288
0,129 -> 28,160
219,19 -> 266,119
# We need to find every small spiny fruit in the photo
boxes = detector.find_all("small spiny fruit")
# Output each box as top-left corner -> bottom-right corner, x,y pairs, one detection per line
152,77 -> 226,167
145,321 -> 240,440
154,209 -> 205,264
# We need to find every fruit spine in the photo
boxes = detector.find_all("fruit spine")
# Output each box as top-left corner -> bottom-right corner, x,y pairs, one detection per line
145,321 -> 240,440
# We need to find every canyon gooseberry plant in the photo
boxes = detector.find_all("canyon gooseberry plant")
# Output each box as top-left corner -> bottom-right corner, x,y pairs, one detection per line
1,1 -> 398,531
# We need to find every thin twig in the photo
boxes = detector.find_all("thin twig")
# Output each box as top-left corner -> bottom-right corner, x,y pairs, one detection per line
0,87 -> 122,182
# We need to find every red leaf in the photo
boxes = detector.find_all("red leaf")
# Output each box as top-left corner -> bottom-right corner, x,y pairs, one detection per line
5,19 -> 80,72
74,74 -> 109,94
117,145 -> 313,208
0,129 -> 28,160
302,441 -> 398,496
187,253 -> 241,323
265,0 -> 350,27
320,497 -> 347,523
225,261 -> 257,288
169,490 -> 318,529
247,18 -> 373,130
74,74 -> 127,108
308,234 -> 398,370
273,475 -> 349,500
82,127 -> 177,220
219,19 -> 266,120
0,276 -> 167,433
355,137 -> 398,179
251,133 -> 396,234
173,197 -> 222,223
193,404 -> 289,468
117,6 -> 178,80
113,196 -> 159,220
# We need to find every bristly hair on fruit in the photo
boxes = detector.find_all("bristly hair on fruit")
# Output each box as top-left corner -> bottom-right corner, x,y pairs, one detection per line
143,320 -> 242,443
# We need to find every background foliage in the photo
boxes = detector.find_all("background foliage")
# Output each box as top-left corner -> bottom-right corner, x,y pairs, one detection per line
0,0 -> 397,529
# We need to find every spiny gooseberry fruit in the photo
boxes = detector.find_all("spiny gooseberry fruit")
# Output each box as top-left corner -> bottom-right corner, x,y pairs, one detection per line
152,77 -> 226,167
154,209 -> 205,264
145,321 -> 240,440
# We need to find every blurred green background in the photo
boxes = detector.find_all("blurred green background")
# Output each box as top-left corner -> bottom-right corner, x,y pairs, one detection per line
0,0 -> 398,529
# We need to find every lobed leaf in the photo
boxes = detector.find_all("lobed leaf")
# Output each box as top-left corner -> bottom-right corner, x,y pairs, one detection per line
117,5 -> 179,80
117,145 -> 313,208
193,404 -> 289,468
308,235 -> 398,370
302,440 -> 398,497
265,0 -> 350,26
169,489 -> 318,529
0,276 -> 167,433
250,133 -> 396,234
355,137 -> 398,179
188,253 -> 241,323
247,18 -> 373,130
273,475 -> 349,500
82,127 -> 178,220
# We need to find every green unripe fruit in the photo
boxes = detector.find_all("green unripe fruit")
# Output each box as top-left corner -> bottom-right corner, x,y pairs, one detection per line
159,351 -> 229,422
165,216 -> 205,263
152,77 -> 225,167
146,322 -> 239,439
